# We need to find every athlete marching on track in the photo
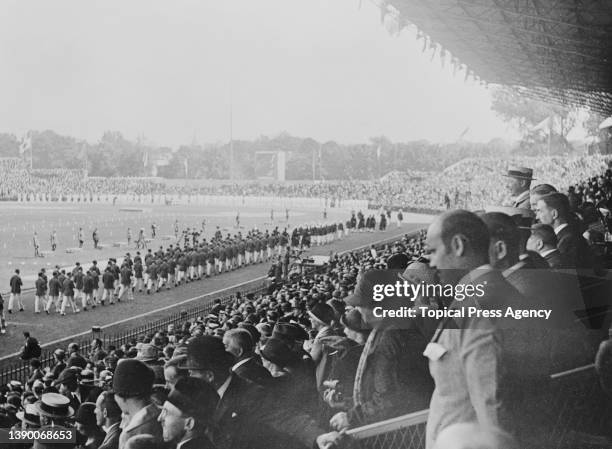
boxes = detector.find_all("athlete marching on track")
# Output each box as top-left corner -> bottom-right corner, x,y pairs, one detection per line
8,269 -> 24,313
50,230 -> 58,251
92,228 -> 99,249
33,232 -> 41,257
78,227 -> 84,248
127,227 -> 132,247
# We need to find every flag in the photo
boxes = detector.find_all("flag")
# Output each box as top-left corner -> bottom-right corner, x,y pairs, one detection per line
532,116 -> 561,134
19,132 -> 32,156
376,146 -> 382,160
184,158 -> 189,177
458,127 -> 470,140
142,149 -> 149,167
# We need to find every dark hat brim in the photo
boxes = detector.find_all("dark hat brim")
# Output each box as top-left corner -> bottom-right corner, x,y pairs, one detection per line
33,402 -> 74,420
502,173 -> 536,180
16,411 -> 41,427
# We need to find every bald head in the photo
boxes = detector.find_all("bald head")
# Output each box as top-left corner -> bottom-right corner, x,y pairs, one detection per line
426,210 -> 490,282
480,212 -> 520,270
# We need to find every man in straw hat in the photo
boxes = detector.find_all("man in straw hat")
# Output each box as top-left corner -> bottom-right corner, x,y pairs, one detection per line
503,166 -> 535,210
34,392 -> 75,427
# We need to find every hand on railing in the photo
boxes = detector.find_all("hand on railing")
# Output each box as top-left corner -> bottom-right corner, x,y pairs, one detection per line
316,429 -> 347,449
330,411 -> 350,431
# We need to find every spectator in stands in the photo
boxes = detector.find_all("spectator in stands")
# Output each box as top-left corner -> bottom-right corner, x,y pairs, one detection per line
504,167 -> 534,209
135,343 -> 164,384
34,392 -> 75,428
112,359 -> 162,449
53,368 -> 81,413
328,268 -> 433,433
223,328 -> 271,386
163,357 -> 189,390
67,343 -> 88,369
526,223 -> 568,269
305,303 -> 338,366
535,192 -> 595,269
424,210 -> 518,449
95,391 -> 122,449
529,183 -> 557,210
158,376 -> 218,449
74,402 -> 105,449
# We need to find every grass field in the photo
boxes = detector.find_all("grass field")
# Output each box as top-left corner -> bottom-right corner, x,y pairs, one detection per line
0,202 -> 353,289
0,206 -> 432,361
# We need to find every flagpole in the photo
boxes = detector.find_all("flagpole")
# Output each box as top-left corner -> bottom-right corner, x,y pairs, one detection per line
229,88 -> 234,180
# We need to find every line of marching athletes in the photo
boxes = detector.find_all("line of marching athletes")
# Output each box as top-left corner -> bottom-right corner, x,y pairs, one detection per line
4,221 -> 348,318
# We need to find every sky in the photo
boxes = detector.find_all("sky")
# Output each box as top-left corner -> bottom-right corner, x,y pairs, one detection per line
0,0 -> 518,147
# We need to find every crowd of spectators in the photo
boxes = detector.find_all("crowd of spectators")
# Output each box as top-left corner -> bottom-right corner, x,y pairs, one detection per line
1,156 -> 610,214
0,156 -> 612,449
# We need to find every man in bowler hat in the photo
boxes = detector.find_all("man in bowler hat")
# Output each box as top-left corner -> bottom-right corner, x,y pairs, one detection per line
112,359 -> 163,449
158,376 -> 218,449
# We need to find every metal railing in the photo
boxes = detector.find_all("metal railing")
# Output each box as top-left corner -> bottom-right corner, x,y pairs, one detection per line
344,365 -> 612,449
349,410 -> 428,449
0,280 -> 268,386
0,229 -> 422,386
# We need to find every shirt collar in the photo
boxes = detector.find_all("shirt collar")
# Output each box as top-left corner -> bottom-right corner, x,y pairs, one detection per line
457,264 -> 493,285
217,375 -> 232,399
177,438 -> 193,449
502,260 -> 526,278
514,190 -> 529,202
102,421 -> 119,435
232,357 -> 252,372
122,404 -> 151,433
315,326 -> 331,340
540,248 -> 557,258
554,223 -> 569,234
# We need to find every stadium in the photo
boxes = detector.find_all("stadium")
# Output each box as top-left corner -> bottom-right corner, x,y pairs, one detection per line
1,1 -> 612,449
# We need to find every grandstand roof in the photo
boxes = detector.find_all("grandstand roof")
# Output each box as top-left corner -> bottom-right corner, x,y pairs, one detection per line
381,0 -> 612,114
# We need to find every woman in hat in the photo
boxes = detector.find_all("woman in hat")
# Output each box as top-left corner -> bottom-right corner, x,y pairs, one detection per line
318,308 -> 370,412
74,402 -> 105,449
261,337 -> 318,417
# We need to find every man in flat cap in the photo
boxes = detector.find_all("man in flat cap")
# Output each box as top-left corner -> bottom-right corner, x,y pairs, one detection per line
504,167 -> 534,210
112,359 -> 162,449
158,376 -> 218,449
53,368 -> 81,413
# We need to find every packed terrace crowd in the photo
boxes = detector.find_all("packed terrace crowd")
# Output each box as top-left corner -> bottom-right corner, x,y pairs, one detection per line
1,156 -> 611,213
0,157 -> 612,448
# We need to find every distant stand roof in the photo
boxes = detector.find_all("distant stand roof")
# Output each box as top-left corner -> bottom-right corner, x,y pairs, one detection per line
380,0 -> 612,114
